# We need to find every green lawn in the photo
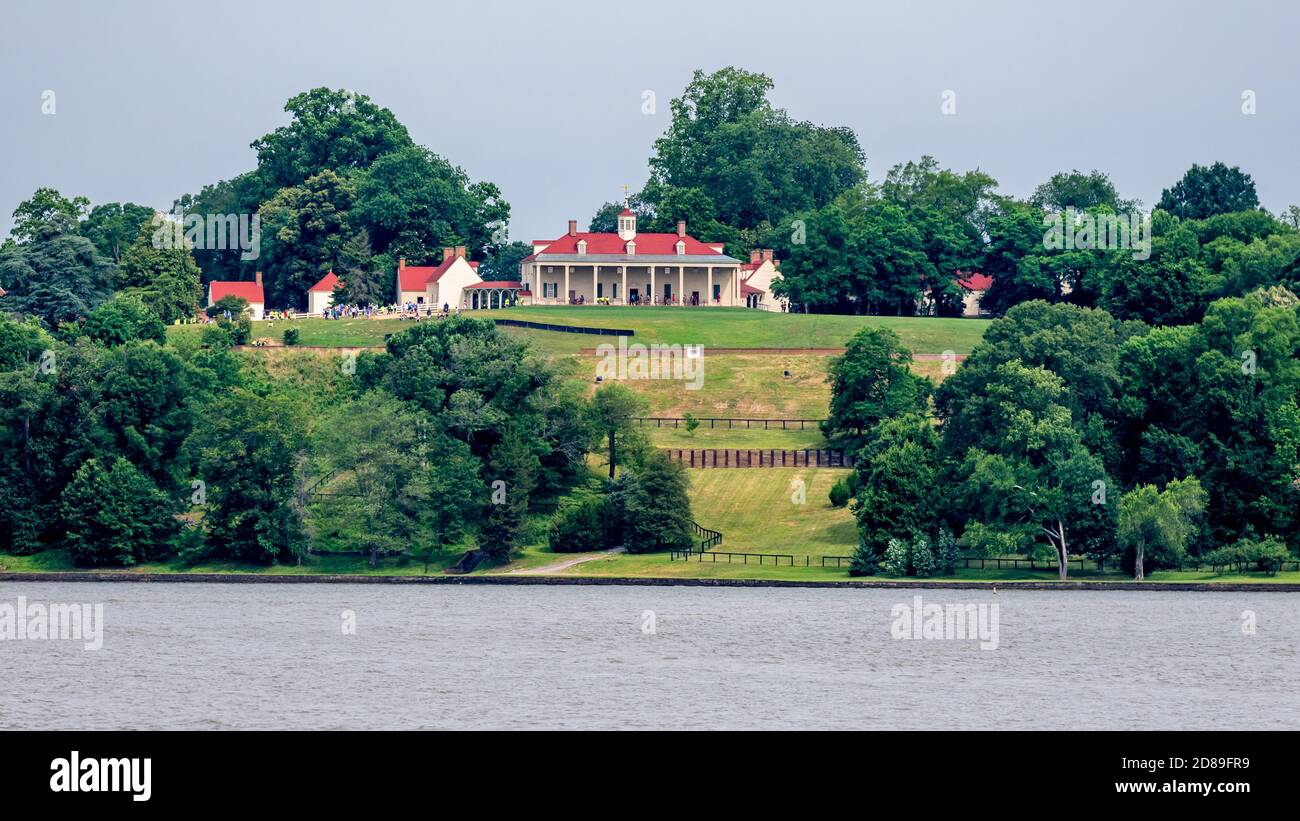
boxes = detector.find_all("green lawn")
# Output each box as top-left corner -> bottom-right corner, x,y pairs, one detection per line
587,353 -> 834,418
167,307 -> 989,355
492,306 -> 989,353
685,467 -> 858,555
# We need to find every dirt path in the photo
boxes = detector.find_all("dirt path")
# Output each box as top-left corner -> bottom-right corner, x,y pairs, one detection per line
505,548 -> 626,575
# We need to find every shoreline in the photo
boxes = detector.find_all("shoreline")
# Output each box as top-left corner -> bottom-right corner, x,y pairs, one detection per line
1,571 -> 1295,592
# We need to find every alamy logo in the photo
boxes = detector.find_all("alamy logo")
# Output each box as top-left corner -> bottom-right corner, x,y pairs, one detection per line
151,206 -> 260,260
0,597 -> 103,650
50,752 -> 151,802
1042,207 -> 1150,260
890,594 -> 1000,650
594,338 -> 705,391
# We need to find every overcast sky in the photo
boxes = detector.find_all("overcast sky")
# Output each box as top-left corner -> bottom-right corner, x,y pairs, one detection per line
2,0 -> 1297,245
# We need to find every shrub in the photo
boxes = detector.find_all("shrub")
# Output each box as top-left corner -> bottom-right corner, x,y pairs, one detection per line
848,539 -> 878,576
283,327 -> 301,346
683,412 -> 699,436
218,315 -> 251,345
910,532 -> 936,578
620,452 -> 694,554
829,475 -> 853,508
881,537 -> 911,577
548,496 -> 612,553
935,525 -> 959,575
1205,538 -> 1293,574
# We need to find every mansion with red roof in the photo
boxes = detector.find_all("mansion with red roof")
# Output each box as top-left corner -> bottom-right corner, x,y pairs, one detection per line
519,210 -> 785,310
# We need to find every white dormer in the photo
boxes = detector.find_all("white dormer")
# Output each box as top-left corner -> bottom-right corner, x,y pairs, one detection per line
577,239 -> 587,255
626,240 -> 636,255
617,209 -> 637,241
675,240 -> 686,255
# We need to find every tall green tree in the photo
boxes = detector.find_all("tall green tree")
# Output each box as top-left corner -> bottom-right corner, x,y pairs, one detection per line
1157,162 -> 1259,220
0,220 -> 115,325
1030,169 -> 1136,213
60,456 -> 179,567
1117,477 -> 1207,580
115,217 -> 203,323
187,389 -> 308,564
823,326 -> 931,437
251,87 -> 414,192
952,361 -> 1114,580
587,383 -> 648,478
8,188 -> 89,243
259,169 -> 356,309
642,67 -> 865,234
479,425 -> 539,562
81,202 -> 156,263
618,451 -> 694,554
308,397 -> 433,566
851,413 -> 943,572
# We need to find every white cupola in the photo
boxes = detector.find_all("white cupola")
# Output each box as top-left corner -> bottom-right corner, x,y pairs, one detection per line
617,208 -> 637,241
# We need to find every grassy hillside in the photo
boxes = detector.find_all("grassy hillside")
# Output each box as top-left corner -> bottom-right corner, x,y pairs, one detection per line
492,306 -> 988,353
685,468 -> 858,555
167,307 -> 989,355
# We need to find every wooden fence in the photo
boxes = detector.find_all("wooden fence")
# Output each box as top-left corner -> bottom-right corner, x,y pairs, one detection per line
491,319 -> 634,336
664,448 -> 854,468
636,416 -> 825,430
691,521 -> 724,551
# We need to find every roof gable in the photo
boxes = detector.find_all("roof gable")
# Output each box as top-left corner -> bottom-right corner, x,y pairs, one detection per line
309,271 -> 340,292
537,232 -> 727,257
210,281 -> 264,303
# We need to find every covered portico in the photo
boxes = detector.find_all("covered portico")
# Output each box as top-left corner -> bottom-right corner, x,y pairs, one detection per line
462,281 -> 530,309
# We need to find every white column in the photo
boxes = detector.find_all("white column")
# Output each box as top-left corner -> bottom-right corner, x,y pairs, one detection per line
564,265 -> 570,304
593,266 -> 598,302
678,267 -> 684,306
621,267 -> 627,305
650,266 -> 656,304
707,268 -> 713,306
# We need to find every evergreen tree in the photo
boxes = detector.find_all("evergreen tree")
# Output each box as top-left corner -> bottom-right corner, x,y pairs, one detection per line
479,426 -> 539,561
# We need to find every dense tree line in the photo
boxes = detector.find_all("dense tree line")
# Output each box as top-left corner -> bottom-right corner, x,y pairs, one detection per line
587,67 -> 1297,322
826,292 -> 1300,578
0,311 -> 692,567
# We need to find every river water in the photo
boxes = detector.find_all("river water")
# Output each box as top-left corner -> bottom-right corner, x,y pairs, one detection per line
2,582 -> 1296,730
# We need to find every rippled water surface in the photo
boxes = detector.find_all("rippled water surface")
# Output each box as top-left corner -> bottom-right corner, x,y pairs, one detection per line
2,582 -> 1297,729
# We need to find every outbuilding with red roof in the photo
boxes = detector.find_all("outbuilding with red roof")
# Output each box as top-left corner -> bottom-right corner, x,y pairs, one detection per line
207,271 -> 265,319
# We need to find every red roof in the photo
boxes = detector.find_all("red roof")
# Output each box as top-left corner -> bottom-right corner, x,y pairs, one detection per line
741,282 -> 763,295
618,208 -> 634,217
210,280 -> 264,304
309,271 -> 339,292
958,272 -> 993,291
536,231 -> 725,256
398,257 -> 478,292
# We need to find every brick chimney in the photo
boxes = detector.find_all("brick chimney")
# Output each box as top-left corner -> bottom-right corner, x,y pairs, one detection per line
454,245 -> 466,259
254,271 -> 262,287
750,250 -> 761,265
676,220 -> 686,238
398,257 -> 406,271
568,220 -> 577,237
761,249 -> 773,263
442,247 -> 455,262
